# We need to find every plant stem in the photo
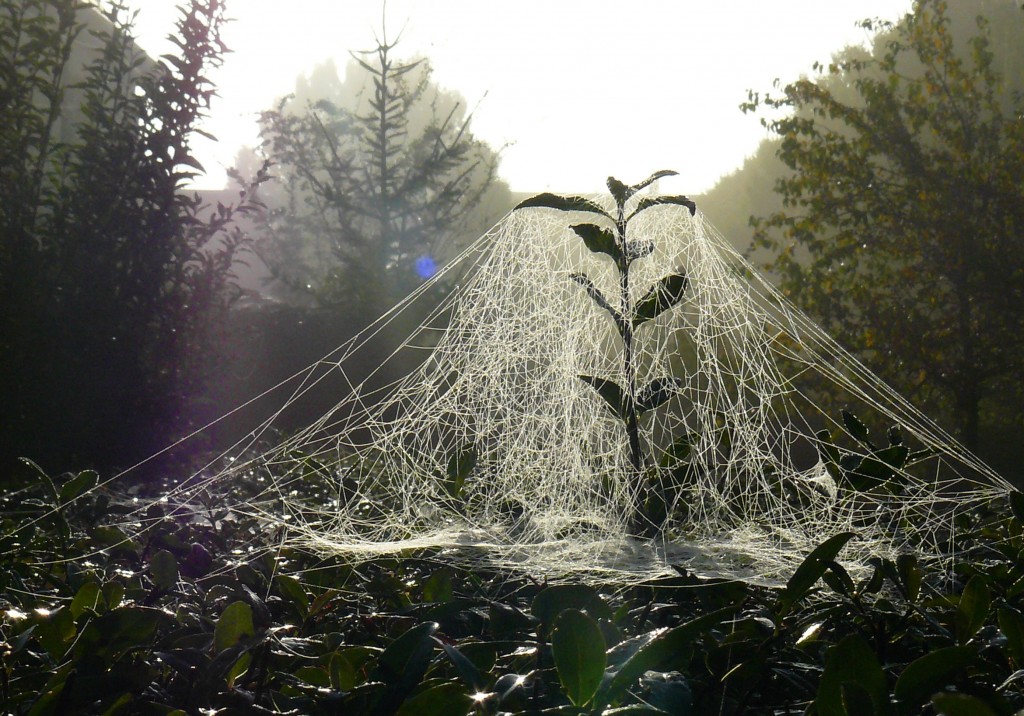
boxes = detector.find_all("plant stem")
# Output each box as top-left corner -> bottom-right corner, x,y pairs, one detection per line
616,203 -> 647,535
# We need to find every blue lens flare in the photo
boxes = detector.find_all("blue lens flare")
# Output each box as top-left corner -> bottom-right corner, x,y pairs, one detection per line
414,255 -> 438,279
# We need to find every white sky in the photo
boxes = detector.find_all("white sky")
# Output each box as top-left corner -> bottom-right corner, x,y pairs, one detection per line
126,0 -> 912,193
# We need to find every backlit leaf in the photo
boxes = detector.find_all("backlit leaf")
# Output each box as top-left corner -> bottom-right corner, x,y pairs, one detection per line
633,272 -> 689,326
214,601 -> 255,653
514,192 -> 611,219
628,195 -> 697,221
552,609 -> 606,707
776,532 -> 856,618
571,223 -> 623,267
579,374 -> 630,421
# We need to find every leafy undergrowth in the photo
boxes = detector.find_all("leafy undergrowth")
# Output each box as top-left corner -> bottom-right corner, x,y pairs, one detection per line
2,463 -> 1024,715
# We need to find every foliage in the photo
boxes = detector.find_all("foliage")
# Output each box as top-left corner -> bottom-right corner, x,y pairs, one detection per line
742,0 -> 1024,453
515,173 -> 695,537
2,454 -> 1024,714
0,0 -> 267,476
245,35 -> 510,319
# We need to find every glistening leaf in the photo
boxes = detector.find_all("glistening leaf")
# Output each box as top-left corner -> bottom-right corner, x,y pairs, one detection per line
552,609 -> 606,707
514,192 -> 611,219
373,621 -> 438,686
578,375 -> 630,421
571,223 -> 623,267
776,532 -> 856,618
627,195 -> 697,221
633,272 -> 689,326
59,470 -> 97,503
842,410 -> 872,447
592,606 -> 736,711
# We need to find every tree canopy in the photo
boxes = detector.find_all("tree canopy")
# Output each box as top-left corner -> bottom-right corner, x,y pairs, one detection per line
0,0 -> 264,475
743,0 -> 1024,455
244,34 -> 510,319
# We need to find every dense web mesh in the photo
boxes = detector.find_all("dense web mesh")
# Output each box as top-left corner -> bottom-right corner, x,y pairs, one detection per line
94,189 -> 1016,582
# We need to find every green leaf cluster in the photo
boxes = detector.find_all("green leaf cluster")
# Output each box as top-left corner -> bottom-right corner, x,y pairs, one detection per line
4,461 -> 1024,714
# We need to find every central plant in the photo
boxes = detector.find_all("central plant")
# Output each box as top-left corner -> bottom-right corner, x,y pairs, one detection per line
515,171 -> 696,536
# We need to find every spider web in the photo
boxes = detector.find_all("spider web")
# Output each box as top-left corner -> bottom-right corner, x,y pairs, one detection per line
77,188 -> 1014,583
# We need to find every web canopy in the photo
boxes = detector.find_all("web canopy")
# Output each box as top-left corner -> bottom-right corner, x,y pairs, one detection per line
180,189 -> 1009,582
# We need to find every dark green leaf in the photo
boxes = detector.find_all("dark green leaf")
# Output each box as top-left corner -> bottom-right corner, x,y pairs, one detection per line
445,443 -> 477,499
894,646 -> 975,707
395,681 -> 470,716
998,607 -> 1024,663
552,609 -> 606,707
875,444 -> 910,469
294,665 -> 330,686
896,554 -> 921,602
593,606 -> 736,710
59,470 -> 97,503
776,532 -> 856,618
1010,491 -> 1024,523
659,435 -> 694,468
930,693 -> 997,716
956,576 -> 990,644
579,375 -> 630,421
422,568 -> 454,604
633,272 -> 689,326
514,192 -> 611,219
74,606 -> 168,662
571,223 -> 623,266
489,601 -> 536,638
532,584 -> 613,634
330,652 -> 357,691
627,195 -> 697,221
214,601 -> 255,653
437,639 -> 484,691
608,176 -> 630,206
842,410 -> 872,446
815,633 -> 887,716
637,378 -> 683,414
631,170 -> 679,195
374,621 -> 438,684
150,549 -> 178,591
70,581 -> 103,620
34,606 -> 75,659
274,574 -> 309,617
89,526 -> 140,557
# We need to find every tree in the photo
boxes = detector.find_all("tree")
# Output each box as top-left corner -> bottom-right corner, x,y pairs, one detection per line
0,0 -> 265,475
743,0 -> 1024,453
247,32 -> 510,319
